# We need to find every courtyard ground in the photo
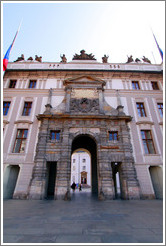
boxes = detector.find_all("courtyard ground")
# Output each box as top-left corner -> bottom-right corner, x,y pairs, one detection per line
3,188 -> 163,244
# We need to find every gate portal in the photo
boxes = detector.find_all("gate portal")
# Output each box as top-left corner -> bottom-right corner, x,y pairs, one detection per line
28,74 -> 141,200
72,135 -> 98,194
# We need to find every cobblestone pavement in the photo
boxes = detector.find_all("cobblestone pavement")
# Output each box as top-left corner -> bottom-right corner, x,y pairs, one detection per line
3,189 -> 163,244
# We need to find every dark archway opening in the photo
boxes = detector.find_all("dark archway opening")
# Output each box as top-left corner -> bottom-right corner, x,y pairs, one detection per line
46,161 -> 57,200
71,135 -> 98,195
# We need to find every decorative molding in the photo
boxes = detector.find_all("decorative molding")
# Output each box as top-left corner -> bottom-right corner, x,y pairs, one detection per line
14,120 -> 33,124
136,121 -> 154,125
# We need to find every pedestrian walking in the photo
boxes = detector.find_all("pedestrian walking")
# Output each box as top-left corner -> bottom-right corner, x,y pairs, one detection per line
79,183 -> 82,191
71,182 -> 76,192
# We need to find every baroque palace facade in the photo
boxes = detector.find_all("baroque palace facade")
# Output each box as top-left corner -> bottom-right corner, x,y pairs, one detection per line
3,51 -> 163,200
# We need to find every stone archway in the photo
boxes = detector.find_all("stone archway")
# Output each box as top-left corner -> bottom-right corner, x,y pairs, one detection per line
71,134 -> 98,195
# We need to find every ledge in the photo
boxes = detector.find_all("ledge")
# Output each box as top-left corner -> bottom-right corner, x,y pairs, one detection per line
136,121 -> 154,125
14,120 -> 33,124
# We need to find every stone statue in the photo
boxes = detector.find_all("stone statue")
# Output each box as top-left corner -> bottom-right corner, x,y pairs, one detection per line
73,50 -> 96,60
102,55 -> 109,63
14,54 -> 25,62
27,57 -> 33,61
126,55 -> 134,63
35,55 -> 42,62
142,56 -> 151,64
135,58 -> 141,62
60,54 -> 67,63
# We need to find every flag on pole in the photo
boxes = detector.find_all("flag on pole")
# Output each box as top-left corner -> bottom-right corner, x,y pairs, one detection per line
152,32 -> 163,61
3,21 -> 22,71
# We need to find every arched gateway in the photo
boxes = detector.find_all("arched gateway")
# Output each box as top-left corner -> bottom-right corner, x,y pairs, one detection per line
28,75 -> 140,200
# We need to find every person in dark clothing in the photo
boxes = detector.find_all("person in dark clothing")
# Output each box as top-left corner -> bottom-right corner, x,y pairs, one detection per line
71,182 -> 76,192
79,183 -> 82,191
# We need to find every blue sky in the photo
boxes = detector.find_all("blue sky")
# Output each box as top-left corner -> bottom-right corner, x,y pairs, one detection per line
2,1 -> 165,64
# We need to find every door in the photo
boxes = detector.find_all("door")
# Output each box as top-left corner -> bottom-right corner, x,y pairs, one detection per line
46,162 -> 57,199
3,165 -> 20,199
149,166 -> 163,199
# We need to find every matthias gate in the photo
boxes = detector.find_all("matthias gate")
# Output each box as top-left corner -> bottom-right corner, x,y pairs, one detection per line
28,75 -> 141,200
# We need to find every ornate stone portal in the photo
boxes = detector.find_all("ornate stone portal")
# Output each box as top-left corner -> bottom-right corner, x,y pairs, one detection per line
28,75 -> 141,200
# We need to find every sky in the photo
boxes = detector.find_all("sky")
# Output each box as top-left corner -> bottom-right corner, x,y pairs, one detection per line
2,1 -> 165,64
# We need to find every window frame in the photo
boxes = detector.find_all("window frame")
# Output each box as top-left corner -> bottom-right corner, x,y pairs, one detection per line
13,129 -> 28,153
9,80 -> 17,88
3,101 -> 11,115
141,130 -> 156,154
50,130 -> 60,141
157,103 -> 163,117
109,131 -> 118,141
132,81 -> 140,90
151,81 -> 159,90
29,80 -> 37,88
22,102 -> 32,116
136,102 -> 146,117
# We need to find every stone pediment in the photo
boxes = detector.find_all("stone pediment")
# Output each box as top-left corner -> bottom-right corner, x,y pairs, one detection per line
64,75 -> 106,86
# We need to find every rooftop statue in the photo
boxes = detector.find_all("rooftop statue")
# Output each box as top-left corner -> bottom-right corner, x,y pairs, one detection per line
102,55 -> 109,63
60,54 -> 67,63
126,55 -> 134,63
142,56 -> 151,64
27,57 -> 33,61
35,55 -> 42,62
72,50 -> 96,60
14,54 -> 25,62
135,58 -> 141,62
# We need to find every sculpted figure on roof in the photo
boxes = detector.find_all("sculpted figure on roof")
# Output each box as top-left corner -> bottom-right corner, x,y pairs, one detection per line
102,55 -> 109,63
60,54 -> 67,63
72,50 -> 96,60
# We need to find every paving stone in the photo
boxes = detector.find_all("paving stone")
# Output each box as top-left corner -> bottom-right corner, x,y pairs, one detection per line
3,195 -> 163,244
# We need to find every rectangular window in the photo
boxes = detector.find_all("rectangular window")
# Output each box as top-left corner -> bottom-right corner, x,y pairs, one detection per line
22,102 -> 32,116
73,159 -> 76,163
82,166 -> 86,171
151,81 -> 159,90
3,101 -> 11,115
82,159 -> 86,163
141,130 -> 155,154
9,80 -> 17,88
50,130 -> 60,140
136,103 -> 146,117
157,103 -> 163,117
13,129 -> 28,153
132,81 -> 140,90
29,80 -> 37,88
109,131 -> 118,141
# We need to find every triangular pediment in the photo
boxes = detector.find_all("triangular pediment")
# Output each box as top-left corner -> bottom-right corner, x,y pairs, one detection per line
64,75 -> 105,84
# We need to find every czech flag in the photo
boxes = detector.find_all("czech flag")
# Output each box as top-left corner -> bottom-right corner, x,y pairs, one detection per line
3,21 -> 22,71
3,44 -> 12,71
152,32 -> 163,61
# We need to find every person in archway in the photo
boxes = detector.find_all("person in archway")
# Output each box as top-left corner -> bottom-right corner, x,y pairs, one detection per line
71,182 -> 76,192
79,183 -> 82,191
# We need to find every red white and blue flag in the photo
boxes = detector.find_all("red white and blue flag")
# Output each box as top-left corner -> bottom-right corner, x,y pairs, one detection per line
3,22 -> 22,71
152,32 -> 163,61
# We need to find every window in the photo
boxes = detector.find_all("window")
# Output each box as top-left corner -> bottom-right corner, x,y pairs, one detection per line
132,81 -> 140,90
151,82 -> 159,90
82,166 -> 86,171
13,129 -> 28,153
141,130 -> 155,154
9,80 -> 17,88
82,159 -> 86,163
29,80 -> 37,88
136,103 -> 146,117
157,103 -> 163,117
50,130 -> 60,140
22,102 -> 32,116
3,102 -> 11,115
109,131 -> 118,141
73,159 -> 76,163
